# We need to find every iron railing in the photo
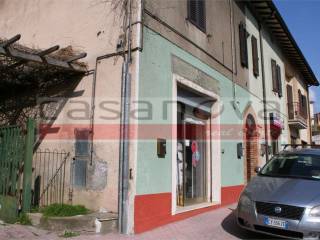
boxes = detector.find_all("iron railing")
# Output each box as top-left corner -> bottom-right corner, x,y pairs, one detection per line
0,126 -> 24,197
288,102 -> 308,122
32,149 -> 71,207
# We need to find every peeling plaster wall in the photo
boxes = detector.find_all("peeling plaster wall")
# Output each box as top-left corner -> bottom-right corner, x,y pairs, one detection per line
0,0 -> 139,213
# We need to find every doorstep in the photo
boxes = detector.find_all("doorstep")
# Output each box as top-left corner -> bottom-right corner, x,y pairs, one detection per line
175,201 -> 220,215
27,211 -> 118,234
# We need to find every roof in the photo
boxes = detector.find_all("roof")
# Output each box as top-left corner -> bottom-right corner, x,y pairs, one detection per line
248,0 -> 319,86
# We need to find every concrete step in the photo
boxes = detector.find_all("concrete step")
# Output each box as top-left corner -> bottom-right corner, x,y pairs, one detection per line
27,211 -> 118,235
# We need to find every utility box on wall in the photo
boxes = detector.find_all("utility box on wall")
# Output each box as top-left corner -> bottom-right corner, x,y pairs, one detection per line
157,138 -> 166,158
237,143 -> 243,159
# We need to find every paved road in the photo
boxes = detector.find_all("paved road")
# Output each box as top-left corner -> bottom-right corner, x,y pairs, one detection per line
0,205 -> 273,240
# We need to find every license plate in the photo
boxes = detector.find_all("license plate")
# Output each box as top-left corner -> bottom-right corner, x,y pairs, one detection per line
264,217 -> 288,229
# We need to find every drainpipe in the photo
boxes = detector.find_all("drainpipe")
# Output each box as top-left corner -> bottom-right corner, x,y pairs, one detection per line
90,62 -> 98,166
307,86 -> 313,143
119,0 -> 133,234
86,0 -> 143,234
258,24 -> 269,162
228,0 -> 237,107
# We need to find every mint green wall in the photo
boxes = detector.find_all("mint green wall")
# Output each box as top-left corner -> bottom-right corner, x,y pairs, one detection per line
136,27 -> 263,195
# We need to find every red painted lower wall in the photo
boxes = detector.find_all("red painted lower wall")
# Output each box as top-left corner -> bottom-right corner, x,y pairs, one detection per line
134,185 -> 244,233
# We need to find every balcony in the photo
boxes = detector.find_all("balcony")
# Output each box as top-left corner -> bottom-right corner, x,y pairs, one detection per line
288,102 -> 308,129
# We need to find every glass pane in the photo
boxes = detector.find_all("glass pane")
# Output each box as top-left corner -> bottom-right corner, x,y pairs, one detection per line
184,122 -> 206,205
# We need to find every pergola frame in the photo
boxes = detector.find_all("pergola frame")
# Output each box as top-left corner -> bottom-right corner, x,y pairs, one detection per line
0,34 -> 88,126
0,34 -> 87,72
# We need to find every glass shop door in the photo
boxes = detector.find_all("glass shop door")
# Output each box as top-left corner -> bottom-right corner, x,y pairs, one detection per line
177,108 -> 207,206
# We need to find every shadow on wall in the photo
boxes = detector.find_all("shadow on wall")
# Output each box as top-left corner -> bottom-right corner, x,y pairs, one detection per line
0,72 -> 85,149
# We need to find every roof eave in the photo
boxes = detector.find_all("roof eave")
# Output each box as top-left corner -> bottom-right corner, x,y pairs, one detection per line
249,0 -> 319,86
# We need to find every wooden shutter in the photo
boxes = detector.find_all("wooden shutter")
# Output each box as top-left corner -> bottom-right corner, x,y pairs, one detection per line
188,0 -> 206,32
301,95 -> 307,118
251,36 -> 259,77
298,90 -> 302,105
298,90 -> 302,114
271,59 -> 277,92
276,65 -> 282,97
287,85 -> 294,119
239,22 -> 248,68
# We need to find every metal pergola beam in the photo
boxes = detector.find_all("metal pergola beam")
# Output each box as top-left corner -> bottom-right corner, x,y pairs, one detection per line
38,45 -> 60,57
67,53 -> 87,63
0,34 -> 21,48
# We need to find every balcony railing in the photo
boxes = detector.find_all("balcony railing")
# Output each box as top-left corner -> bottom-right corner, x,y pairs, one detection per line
288,102 -> 308,129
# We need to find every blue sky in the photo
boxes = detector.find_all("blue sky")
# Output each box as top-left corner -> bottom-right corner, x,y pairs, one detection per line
274,0 -> 320,113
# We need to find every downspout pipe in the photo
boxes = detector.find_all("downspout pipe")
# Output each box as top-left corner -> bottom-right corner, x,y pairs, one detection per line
88,0 -> 144,234
307,86 -> 313,143
90,48 -> 141,167
258,24 -> 270,162
119,0 -> 133,234
228,0 -> 237,106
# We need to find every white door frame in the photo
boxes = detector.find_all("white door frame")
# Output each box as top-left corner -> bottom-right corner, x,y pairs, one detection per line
171,73 -> 222,215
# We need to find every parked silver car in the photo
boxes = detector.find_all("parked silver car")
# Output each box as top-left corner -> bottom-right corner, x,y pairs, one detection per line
237,148 -> 320,240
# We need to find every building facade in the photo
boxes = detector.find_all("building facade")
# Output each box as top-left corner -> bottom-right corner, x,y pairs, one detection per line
134,0 -> 318,233
0,0 -> 318,234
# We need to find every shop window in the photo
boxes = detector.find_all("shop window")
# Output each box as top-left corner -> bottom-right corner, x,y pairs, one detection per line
176,86 -> 213,207
188,0 -> 206,32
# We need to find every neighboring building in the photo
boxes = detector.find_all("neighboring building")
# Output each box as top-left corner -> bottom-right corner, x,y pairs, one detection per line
310,101 -> 320,144
0,0 -> 135,231
313,111 -> 320,132
315,113 -> 320,128
0,0 -> 318,235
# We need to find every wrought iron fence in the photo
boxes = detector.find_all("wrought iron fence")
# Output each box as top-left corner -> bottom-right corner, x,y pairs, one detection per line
32,149 -> 71,207
288,102 -> 308,121
0,126 -> 24,197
